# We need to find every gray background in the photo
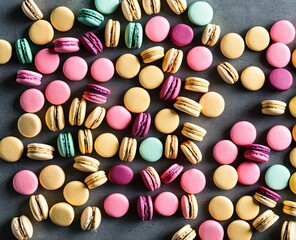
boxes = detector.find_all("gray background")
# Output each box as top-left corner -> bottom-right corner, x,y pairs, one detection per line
0,0 -> 295,239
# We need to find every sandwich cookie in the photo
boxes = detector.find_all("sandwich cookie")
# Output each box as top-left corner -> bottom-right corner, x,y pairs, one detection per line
63,181 -> 89,206
265,164 -> 291,190
170,24 -> 194,47
171,225 -> 196,240
45,105 -> 65,132
11,215 -> 33,240
185,77 -> 210,93
104,193 -> 129,218
181,122 -> 207,141
34,48 -> 60,74
261,100 -> 286,115
69,98 -> 86,126
283,200 -> 296,216
16,38 -> 32,64
241,66 -> 265,91
161,164 -> 183,184
0,136 -> 24,163
108,164 -> 134,186
166,0 -> 187,15
244,144 -> 270,162
50,6 -> 75,32
199,220 -> 224,240
83,84 -> 111,104
180,140 -> 202,164
142,0 -> 161,15
29,20 -> 54,45
132,112 -> 151,137
145,16 -> 170,42
154,108 -> 179,134
220,33 -> 245,59
140,46 -> 164,63
253,186 -> 281,208
49,202 -> 74,227
77,8 -> 104,27
63,56 -> 88,81
78,129 -> 93,154
164,134 -> 178,159
125,22 -> 143,49
281,221 -> 296,240
80,31 -> 103,56
137,195 -> 153,221
139,65 -> 164,89
39,165 -> 65,190
174,96 -> 202,117
53,37 -> 79,53
73,156 -> 100,173
212,139 -> 238,165
91,58 -> 114,81
84,106 -> 106,129
119,137 -> 137,162
29,194 -> 48,221
245,26 -> 270,51
0,39 -> 12,64
154,191 -> 179,216
45,80 -> 71,105
162,48 -> 183,73
140,166 -> 161,191
84,171 -> 108,189
13,170 -> 38,195
27,143 -> 54,160
217,62 -> 239,84
180,168 -> 206,194
121,0 -> 141,21
80,206 -> 101,231
252,210 -> 279,232
105,19 -> 120,48
57,132 -> 75,157
202,24 -> 221,46
159,76 -> 182,101
21,0 -> 43,20
180,194 -> 198,220
268,68 -> 293,92
124,87 -> 150,113
16,70 -> 42,86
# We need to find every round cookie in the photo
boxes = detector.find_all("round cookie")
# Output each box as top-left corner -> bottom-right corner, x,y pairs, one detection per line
13,170 -> 38,195
29,20 -> 54,45
0,39 -> 12,64
145,16 -> 170,42
266,125 -> 292,151
154,108 -> 179,134
208,196 -> 234,221
241,66 -> 265,91
49,202 -> 74,227
63,181 -> 89,206
213,165 -> 238,190
245,26 -> 270,51
290,147 -> 296,168
237,161 -> 260,185
94,133 -> 119,158
199,91 -> 225,117
39,165 -> 65,190
50,6 -> 75,32
18,113 -> 42,138
213,140 -> 238,164
289,172 -> 296,194
188,1 -> 213,26
266,42 -> 291,68
139,137 -> 163,162
139,65 -> 164,89
0,136 -> 24,162
94,0 -> 119,14
220,33 -> 245,59
236,196 -> 260,220
270,20 -> 295,44
116,54 -> 140,79
265,164 -> 291,190
227,220 -> 252,240
104,193 -> 129,218
123,87 -> 150,113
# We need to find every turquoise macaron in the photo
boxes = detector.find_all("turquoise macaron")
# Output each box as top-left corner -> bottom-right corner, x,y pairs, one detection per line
57,132 -> 75,157
265,164 -> 291,190
139,137 -> 163,162
125,22 -> 143,49
77,8 -> 104,27
188,1 -> 213,26
94,0 -> 119,14
15,38 -> 33,64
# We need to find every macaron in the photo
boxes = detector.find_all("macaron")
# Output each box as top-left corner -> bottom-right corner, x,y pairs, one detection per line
187,46 -> 213,71
252,210 -> 279,232
77,8 -> 104,27
172,225 -> 196,240
244,144 -> 270,162
78,129 -> 93,154
116,54 -> 141,79
69,98 -> 86,126
161,163 -> 183,184
220,33 -> 245,59
29,20 -> 54,45
137,195 -> 153,221
213,165 -> 238,190
140,166 -> 161,191
123,87 -> 150,113
57,132 -> 75,158
237,161 -> 260,186
119,137 -> 137,162
290,172 -> 296,194
154,191 -> 179,216
104,193 -> 129,218
125,22 -> 143,49
17,113 -> 42,138
180,194 -> 198,220
29,194 -> 48,221
227,220 -> 252,240
266,125 -> 292,151
202,24 -> 221,46
94,133 -> 119,158
181,122 -> 207,141
80,31 -> 103,56
180,140 -> 202,164
16,70 -> 42,87
188,1 -> 213,26
268,68 -> 293,92
164,134 -> 178,159
261,100 -> 286,115
94,0 -> 119,14
63,56 -> 88,81
180,168 -> 206,194
281,221 -> 296,240
39,165 -> 65,190
140,46 -> 164,63
0,136 -> 24,163
121,0 -> 141,21
106,105 -> 132,130
11,215 -> 33,240
145,16 -> 170,42
139,65 -> 164,89
265,164 -> 291,190
108,164 -> 134,186
45,105 -> 65,132
208,196 -> 234,221
20,88 -> 44,113
84,106 -> 106,129
235,195 -> 260,221
84,171 -> 108,189
50,6 -> 75,32
199,91 -> 225,117
132,112 -> 151,137
73,156 -> 100,173
162,48 -> 183,73
21,0 -> 43,20
253,186 -> 281,208
283,200 -> 296,216
105,19 -> 120,48
213,139 -> 238,165
245,26 -> 270,51
49,202 -> 75,227
154,108 -> 180,134
45,80 -> 71,105
139,137 -> 163,162
266,42 -> 291,68
13,170 -> 38,195
0,39 -> 12,64
241,66 -> 265,91
217,62 -> 239,84
166,0 -> 187,15
170,23 -> 194,47
80,206 -> 101,231
34,48 -> 60,74
174,96 -> 202,117
27,143 -> 55,161
142,0 -> 161,15
63,181 -> 89,206
159,75 -> 181,101
53,37 -> 79,53
199,220 -> 224,240
15,38 -> 32,64
184,77 -> 210,93
83,84 -> 110,104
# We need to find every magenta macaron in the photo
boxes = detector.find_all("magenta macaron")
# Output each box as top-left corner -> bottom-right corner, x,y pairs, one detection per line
132,112 -> 151,137
268,68 -> 293,92
244,144 -> 270,163
83,83 -> 111,104
137,195 -> 153,221
108,164 -> 133,186
53,37 -> 80,53
160,163 -> 183,184
170,23 -> 194,47
140,166 -> 161,191
159,75 -> 181,101
80,31 -> 103,55
16,70 -> 43,86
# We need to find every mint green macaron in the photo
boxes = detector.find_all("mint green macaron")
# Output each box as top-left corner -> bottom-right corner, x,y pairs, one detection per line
77,8 -> 104,27
125,22 -> 143,49
57,132 -> 75,158
15,38 -> 32,64
139,137 -> 163,162
188,1 -> 213,26
265,164 -> 291,190
94,0 -> 119,14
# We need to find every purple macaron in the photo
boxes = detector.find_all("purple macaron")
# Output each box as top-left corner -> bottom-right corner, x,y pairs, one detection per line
83,83 -> 110,104
140,166 -> 161,191
132,112 -> 151,137
108,164 -> 134,186
244,144 -> 270,163
170,23 -> 194,47
268,68 -> 293,91
160,163 -> 183,184
254,185 -> 281,208
159,75 -> 181,101
80,31 -> 103,56
137,195 -> 153,221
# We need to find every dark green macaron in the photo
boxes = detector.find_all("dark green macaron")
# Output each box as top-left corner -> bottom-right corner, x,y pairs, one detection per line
125,22 -> 143,49
15,38 -> 33,64
57,132 -> 75,157
77,8 -> 104,27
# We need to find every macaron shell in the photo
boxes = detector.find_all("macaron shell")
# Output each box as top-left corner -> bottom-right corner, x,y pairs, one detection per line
220,33 -> 245,59
104,193 -> 129,218
35,48 -> 60,74
0,39 -> 12,64
29,20 -> 54,45
180,168 -> 206,194
49,202 -> 75,226
20,88 -> 45,113
18,113 -> 42,138
0,136 -> 24,162
50,6 -> 75,32
198,220 -> 224,240
208,196 -> 234,221
13,170 -> 38,195
39,164 -> 65,190
227,220 -> 252,240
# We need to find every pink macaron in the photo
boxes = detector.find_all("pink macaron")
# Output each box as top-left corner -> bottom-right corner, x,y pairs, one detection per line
91,58 -> 114,82
199,220 -> 224,240
187,46 -> 213,71
83,83 -> 111,104
106,105 -> 132,130
266,125 -> 292,151
270,20 -> 295,44
104,193 -> 129,218
34,48 -> 60,74
266,42 -> 291,68
159,75 -> 181,101
154,191 -> 178,216
237,161 -> 260,185
160,163 -> 183,184
13,170 -> 38,195
137,195 -> 153,221
20,88 -> 45,113
230,121 -> 257,146
63,56 -> 88,81
45,80 -> 71,105
53,37 -> 80,53
213,139 -> 238,164
145,16 -> 170,42
108,164 -> 134,186
16,70 -> 43,86
180,168 -> 206,194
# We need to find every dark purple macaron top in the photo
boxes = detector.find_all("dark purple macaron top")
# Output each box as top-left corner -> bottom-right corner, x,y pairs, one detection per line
245,144 -> 271,154
161,163 -> 184,184
257,186 -> 281,202
137,195 -> 153,221
108,164 -> 134,186
80,31 -> 103,56
159,76 -> 181,101
132,112 -> 151,137
268,68 -> 293,92
85,83 -> 111,96
170,23 -> 194,47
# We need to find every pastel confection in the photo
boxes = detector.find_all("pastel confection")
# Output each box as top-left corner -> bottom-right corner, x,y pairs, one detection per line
84,171 -> 108,189
108,164 -> 134,185
172,225 -> 196,240
290,147 -> 296,168
45,105 -> 65,131
141,166 -> 161,191
121,0 -> 141,21
80,31 -> 103,56
78,129 -> 93,154
266,42 -> 291,68
29,194 -> 48,221
29,20 -> 54,45
77,8 -> 104,27
265,164 -> 291,190
270,20 -> 295,44
213,165 -> 238,190
116,53 -> 140,79
69,98 -> 86,126
180,140 -> 202,164
94,0 -> 119,14
104,193 -> 129,218
145,16 -> 170,42
132,112 -> 151,137
15,38 -> 32,64
174,96 -> 202,117
83,83 -> 110,104
202,24 -> 221,46
125,22 -> 143,49
161,163 -> 183,184
105,19 -> 120,48
185,77 -> 210,93
252,210 -> 279,232
45,80 -> 71,105
20,88 -> 44,113
180,194 -> 198,220
261,100 -> 286,115
227,220 -> 252,240
164,134 -> 178,159
0,39 -> 12,64
16,70 -> 42,86
181,122 -> 207,141
283,200 -> 296,216
139,65 -> 164,89
235,195 -> 260,221
94,133 -> 119,158
266,125 -> 292,150
106,105 -> 132,130
154,108 -> 179,134
91,58 -> 114,82
13,169 -> 38,195
142,0 -> 161,15
293,125 -> 296,141
213,139 -> 238,164
188,1 -> 213,26
162,48 -> 183,73
80,206 -> 101,231
137,195 -> 153,221
73,156 -> 100,173
84,106 -> 106,129
124,87 -> 150,113
166,0 -> 187,14
244,144 -> 270,162
63,56 -> 88,81
159,76 -> 181,101
27,143 -> 54,160
268,68 -> 293,91
154,191 -> 178,216
21,0 -> 43,20
11,215 -> 33,240
241,66 -> 265,91
199,91 -> 225,117
292,49 -> 296,68
220,33 -> 245,59
140,46 -> 165,63
35,48 -> 60,74
63,181 -> 89,206
170,23 -> 193,46
17,113 -> 42,138
0,136 -> 24,162
39,165 -> 65,190
49,202 -> 75,227
253,186 -> 281,208
139,137 -> 163,162
290,96 -> 296,118
180,168 -> 206,194
57,132 -> 75,157
290,172 -> 296,194
237,161 -> 260,185
230,121 -> 256,146
208,196 -> 234,221
199,220 -> 224,240
50,6 -> 74,32
53,37 -> 79,53
217,62 -> 239,84
281,221 -> 296,240
119,137 -> 137,162
187,46 -> 213,71
245,26 -> 270,51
